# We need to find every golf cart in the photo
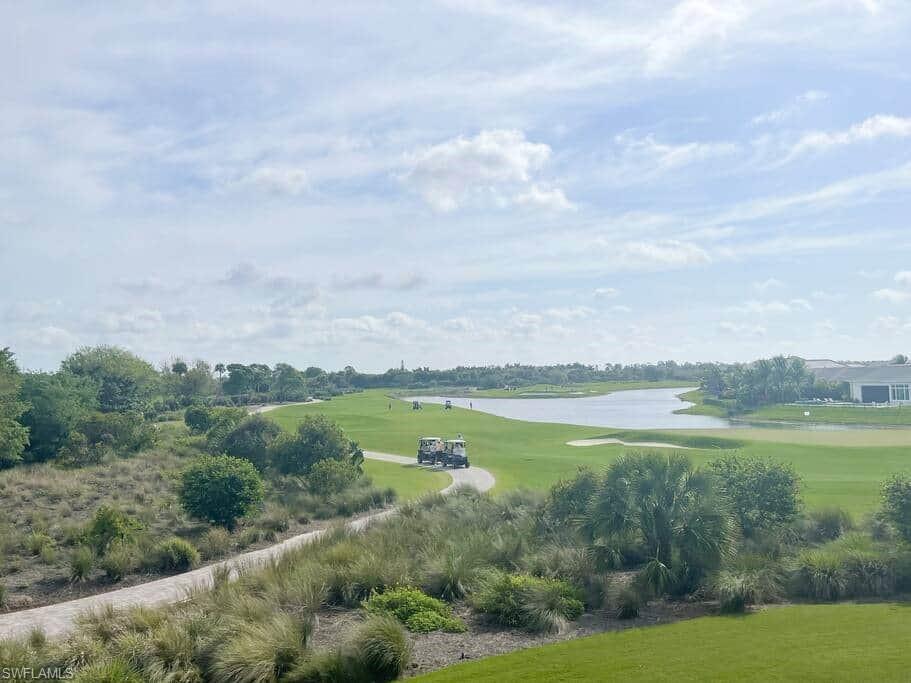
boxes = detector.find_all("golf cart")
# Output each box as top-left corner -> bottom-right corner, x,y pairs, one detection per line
417,437 -> 443,464
441,439 -> 469,468
444,400 -> 453,410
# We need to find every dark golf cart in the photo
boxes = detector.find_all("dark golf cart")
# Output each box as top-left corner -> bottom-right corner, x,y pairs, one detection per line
441,439 -> 469,468
417,437 -> 443,464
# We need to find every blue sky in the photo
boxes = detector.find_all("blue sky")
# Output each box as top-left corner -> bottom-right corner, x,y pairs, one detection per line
2,1 -> 911,371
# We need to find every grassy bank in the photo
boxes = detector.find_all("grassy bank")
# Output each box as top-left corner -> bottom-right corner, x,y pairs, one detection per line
745,403 -> 911,426
412,603 -> 911,682
673,389 -> 732,417
462,380 -> 689,398
270,391 -> 911,516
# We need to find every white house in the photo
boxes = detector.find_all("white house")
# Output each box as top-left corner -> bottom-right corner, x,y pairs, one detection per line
811,363 -> 911,404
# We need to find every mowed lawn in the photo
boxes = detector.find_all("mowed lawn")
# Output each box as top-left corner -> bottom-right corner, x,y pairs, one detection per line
411,603 -> 911,682
362,458 -> 449,499
269,391 -> 911,516
467,380 -> 689,398
745,403 -> 911,426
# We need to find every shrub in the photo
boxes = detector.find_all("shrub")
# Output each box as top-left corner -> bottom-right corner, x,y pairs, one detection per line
308,459 -> 361,496
85,506 -> 143,554
269,415 -> 359,476
471,571 -> 584,633
184,405 -> 212,435
881,473 -> 911,542
710,456 -> 801,537
101,541 -> 138,581
204,407 -> 248,453
714,565 -> 784,613
55,431 -> 107,468
421,548 -> 482,601
72,658 -> 143,683
70,546 -> 94,582
808,507 -> 853,542
792,549 -> 846,600
0,582 -> 5,607
221,415 -> 282,471
612,585 -> 640,619
179,454 -> 265,528
26,531 -> 54,556
198,527 -> 234,559
209,612 -> 308,683
544,467 -> 598,525
146,537 -> 200,572
79,410 -> 157,453
364,587 -> 465,633
350,616 -> 411,682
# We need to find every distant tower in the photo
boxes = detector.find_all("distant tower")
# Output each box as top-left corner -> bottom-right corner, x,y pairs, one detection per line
400,360 -> 405,371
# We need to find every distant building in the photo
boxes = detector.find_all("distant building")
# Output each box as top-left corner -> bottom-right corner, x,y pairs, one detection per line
811,364 -> 911,404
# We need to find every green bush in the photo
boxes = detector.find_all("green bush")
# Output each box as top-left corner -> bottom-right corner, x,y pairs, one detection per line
220,415 -> 282,470
184,405 -> 212,435
351,616 -> 411,682
470,571 -> 584,633
69,545 -> 94,582
147,537 -> 200,572
308,459 -> 361,496
544,467 -> 598,525
714,565 -> 784,613
26,531 -> 54,555
269,415 -> 360,476
209,612 -> 308,683
710,456 -> 801,537
55,431 -> 108,468
72,658 -> 143,683
85,506 -> 143,554
79,410 -> 157,453
881,473 -> 911,542
612,585 -> 640,619
179,454 -> 265,528
198,527 -> 234,559
101,541 -> 138,581
807,507 -> 853,542
203,407 -> 248,453
364,587 -> 465,633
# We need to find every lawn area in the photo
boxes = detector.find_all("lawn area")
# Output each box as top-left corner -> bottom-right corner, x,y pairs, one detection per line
411,603 -> 911,682
673,388 -> 731,417
745,403 -> 911,426
464,380 -> 689,398
363,458 -> 449,498
269,391 -> 911,516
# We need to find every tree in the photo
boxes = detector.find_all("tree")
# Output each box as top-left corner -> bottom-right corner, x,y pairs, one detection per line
171,360 -> 188,376
710,456 -> 801,537
221,415 -> 282,470
184,405 -> 212,434
269,414 -> 359,475
214,363 -> 226,380
18,372 -> 97,462
60,346 -> 157,412
0,348 -> 29,468
179,454 -> 264,528
582,453 -> 736,594
881,474 -> 911,542
222,364 -> 254,397
892,354 -> 908,365
271,363 -> 308,401
307,459 -> 361,495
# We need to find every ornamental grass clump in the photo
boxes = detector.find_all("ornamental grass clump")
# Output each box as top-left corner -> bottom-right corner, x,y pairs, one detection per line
470,570 -> 584,633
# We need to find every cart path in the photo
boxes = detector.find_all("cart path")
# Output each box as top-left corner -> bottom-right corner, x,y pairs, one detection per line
0,451 -> 494,641
566,438 -> 691,449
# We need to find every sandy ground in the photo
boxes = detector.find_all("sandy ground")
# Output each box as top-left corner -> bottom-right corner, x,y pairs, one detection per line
0,451 -> 494,641
566,438 -> 691,449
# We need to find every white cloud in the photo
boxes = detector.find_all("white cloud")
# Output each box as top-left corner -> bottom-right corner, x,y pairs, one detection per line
894,271 -> 911,286
873,288 -> 911,303
611,305 -> 632,314
544,306 -> 594,321
751,90 -> 828,126
594,287 -> 619,298
615,240 -> 712,269
719,321 -> 766,337
241,165 -> 310,195
514,184 -> 575,211
784,115 -> 911,162
403,129 -> 568,212
612,132 -> 738,175
753,277 -> 784,293
729,299 -> 813,315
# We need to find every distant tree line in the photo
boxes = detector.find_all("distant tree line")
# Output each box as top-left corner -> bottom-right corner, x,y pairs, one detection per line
699,355 -> 846,411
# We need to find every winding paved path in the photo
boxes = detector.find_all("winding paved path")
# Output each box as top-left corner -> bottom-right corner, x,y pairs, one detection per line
0,451 -> 494,641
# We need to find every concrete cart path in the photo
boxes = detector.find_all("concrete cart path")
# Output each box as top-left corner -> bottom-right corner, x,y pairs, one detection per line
0,451 -> 494,641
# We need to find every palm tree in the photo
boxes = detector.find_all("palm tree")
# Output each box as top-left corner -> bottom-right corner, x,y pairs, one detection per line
582,452 -> 736,595
214,363 -> 226,380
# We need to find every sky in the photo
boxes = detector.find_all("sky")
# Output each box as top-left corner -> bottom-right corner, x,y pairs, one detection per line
2,1 -> 911,372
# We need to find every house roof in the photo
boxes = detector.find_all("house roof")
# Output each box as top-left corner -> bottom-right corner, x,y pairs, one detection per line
812,365 -> 911,383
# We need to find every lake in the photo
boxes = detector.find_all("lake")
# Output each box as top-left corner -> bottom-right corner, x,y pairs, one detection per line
407,386 -> 732,430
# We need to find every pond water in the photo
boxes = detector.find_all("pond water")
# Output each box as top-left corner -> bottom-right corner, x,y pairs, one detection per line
407,387 -> 731,430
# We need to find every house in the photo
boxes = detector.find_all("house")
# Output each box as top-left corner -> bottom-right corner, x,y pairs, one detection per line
810,363 -> 911,404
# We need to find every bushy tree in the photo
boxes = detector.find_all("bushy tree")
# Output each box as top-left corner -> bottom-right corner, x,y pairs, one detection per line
184,405 -> 212,434
221,415 -> 282,470
18,372 -> 97,462
269,415 -> 361,475
60,346 -> 157,412
179,454 -> 264,528
582,452 -> 737,594
881,474 -> 911,542
0,348 -> 29,468
710,456 -> 801,537
85,505 -> 143,554
308,458 -> 361,495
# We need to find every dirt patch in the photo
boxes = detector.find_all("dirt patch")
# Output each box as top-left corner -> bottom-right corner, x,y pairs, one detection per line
308,599 -> 711,678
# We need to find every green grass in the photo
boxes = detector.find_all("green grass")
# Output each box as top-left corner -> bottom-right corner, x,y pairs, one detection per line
745,403 -> 911,426
461,380 -> 690,398
673,389 -> 732,417
411,603 -> 911,682
269,391 -> 911,516
363,459 -> 449,499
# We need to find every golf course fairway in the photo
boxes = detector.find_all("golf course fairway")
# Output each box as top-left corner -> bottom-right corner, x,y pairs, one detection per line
410,603 -> 911,682
270,390 -> 911,516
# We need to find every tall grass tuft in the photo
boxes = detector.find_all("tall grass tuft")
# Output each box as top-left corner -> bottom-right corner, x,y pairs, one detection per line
209,613 -> 309,683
